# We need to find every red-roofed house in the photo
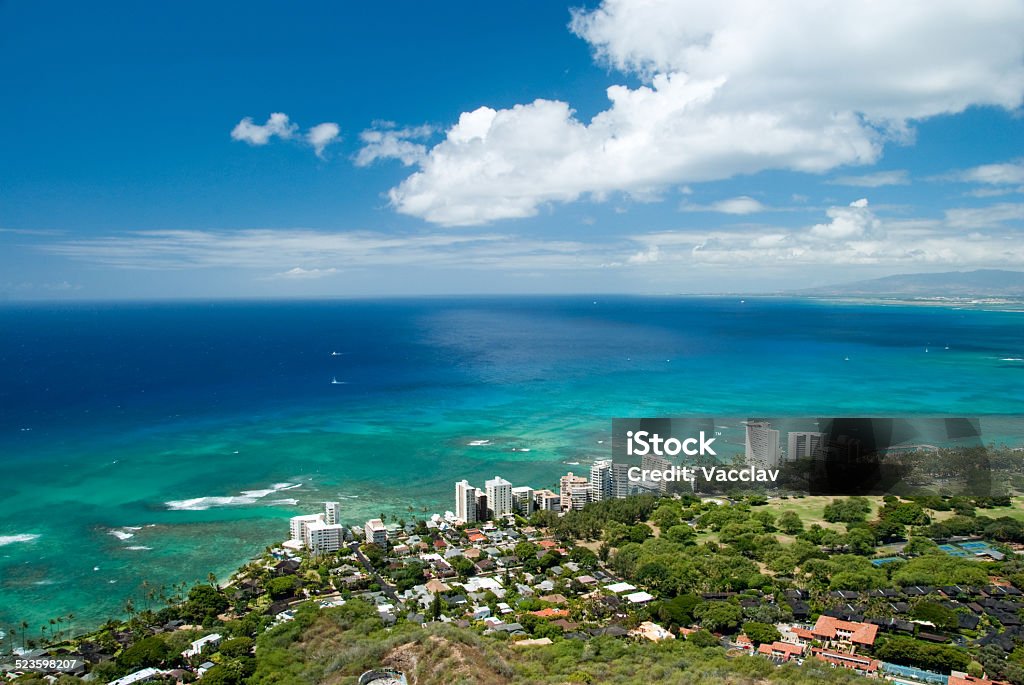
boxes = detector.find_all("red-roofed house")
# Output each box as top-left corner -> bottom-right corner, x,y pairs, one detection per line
530,608 -> 570,619
811,615 -> 878,648
791,627 -> 815,642
812,648 -> 880,675
758,641 -> 805,662
734,634 -> 754,651
949,674 -> 1011,685
537,540 -> 559,550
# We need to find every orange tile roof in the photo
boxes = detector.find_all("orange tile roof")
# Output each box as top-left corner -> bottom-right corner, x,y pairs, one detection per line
758,641 -> 805,659
530,608 -> 570,619
537,540 -> 559,549
949,676 -> 1011,685
811,615 -> 878,646
792,627 -> 815,641
813,648 -> 880,673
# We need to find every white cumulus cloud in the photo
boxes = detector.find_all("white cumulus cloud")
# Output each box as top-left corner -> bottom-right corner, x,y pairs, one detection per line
231,112 -> 297,145
809,199 -> 882,240
628,198 -> 1024,269
307,123 -> 341,158
355,124 -> 434,167
383,0 -> 1024,225
232,113 -> 341,158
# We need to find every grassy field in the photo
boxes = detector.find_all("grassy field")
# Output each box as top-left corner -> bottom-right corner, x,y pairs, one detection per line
760,495 -> 882,530
762,494 -> 1024,527
930,497 -> 1024,523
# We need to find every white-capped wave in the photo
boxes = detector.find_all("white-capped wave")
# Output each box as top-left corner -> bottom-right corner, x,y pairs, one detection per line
108,529 -> 135,541
125,545 -> 152,551
0,534 -> 40,547
269,498 -> 299,507
166,482 -> 301,511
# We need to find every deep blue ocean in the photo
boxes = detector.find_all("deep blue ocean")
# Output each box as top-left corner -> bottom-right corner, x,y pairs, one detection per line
0,296 -> 1022,635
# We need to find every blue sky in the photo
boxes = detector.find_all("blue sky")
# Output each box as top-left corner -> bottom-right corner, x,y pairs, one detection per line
1,0 -> 1023,299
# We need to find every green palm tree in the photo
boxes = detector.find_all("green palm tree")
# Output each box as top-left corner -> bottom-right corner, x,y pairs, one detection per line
20,620 -> 28,651
66,613 -> 75,641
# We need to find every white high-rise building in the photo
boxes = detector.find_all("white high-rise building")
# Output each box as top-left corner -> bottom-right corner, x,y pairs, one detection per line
485,476 -> 514,518
787,431 -> 826,460
324,501 -> 341,525
560,472 -> 589,510
455,480 -> 479,523
364,518 -> 388,546
745,421 -> 780,469
305,520 -> 343,554
289,514 -> 324,543
590,459 -> 613,501
511,486 -> 535,515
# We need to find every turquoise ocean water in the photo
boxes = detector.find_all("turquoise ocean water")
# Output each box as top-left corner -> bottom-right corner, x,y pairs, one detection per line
0,296 -> 1022,636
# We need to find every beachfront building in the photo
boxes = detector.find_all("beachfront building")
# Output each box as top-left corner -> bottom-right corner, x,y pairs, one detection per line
289,514 -> 325,544
745,421 -> 780,470
560,472 -> 590,510
485,476 -> 513,518
787,431 -> 825,460
511,486 -> 535,515
325,501 -> 341,525
365,518 -> 388,547
305,519 -> 344,554
590,459 -> 613,501
534,489 -> 561,512
455,480 -> 479,523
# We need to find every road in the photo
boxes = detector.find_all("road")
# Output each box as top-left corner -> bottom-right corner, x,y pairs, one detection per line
348,542 -> 400,602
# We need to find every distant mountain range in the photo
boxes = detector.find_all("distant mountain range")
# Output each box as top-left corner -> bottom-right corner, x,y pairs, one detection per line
796,269 -> 1024,297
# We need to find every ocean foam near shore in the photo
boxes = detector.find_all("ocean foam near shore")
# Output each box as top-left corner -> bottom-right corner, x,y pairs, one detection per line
165,482 -> 301,511
0,534 -> 40,546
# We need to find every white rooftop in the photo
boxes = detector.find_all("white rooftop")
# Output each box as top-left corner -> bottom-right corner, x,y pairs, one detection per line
107,667 -> 162,685
626,591 -> 655,603
605,582 -> 637,594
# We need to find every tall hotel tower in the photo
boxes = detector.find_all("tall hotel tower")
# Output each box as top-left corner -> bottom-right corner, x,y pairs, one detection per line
745,421 -> 781,470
